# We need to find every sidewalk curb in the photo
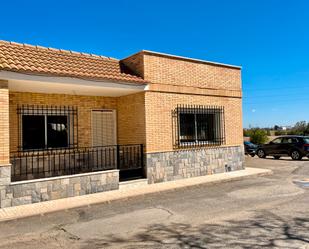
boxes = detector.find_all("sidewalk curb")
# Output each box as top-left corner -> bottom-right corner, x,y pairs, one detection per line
0,167 -> 272,222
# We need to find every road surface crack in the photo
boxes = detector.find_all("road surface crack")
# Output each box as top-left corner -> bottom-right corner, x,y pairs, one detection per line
55,225 -> 81,241
153,206 -> 174,219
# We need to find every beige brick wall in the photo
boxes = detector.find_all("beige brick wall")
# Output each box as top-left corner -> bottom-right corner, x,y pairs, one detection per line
9,92 -> 117,152
143,54 -> 241,90
122,52 -> 242,91
0,81 -> 10,165
144,91 -> 243,153
117,92 -> 146,145
121,53 -> 145,79
123,52 -> 243,153
9,92 -> 145,153
9,90 -> 242,155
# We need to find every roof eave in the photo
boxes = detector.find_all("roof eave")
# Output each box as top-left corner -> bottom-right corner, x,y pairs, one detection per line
0,69 -> 148,86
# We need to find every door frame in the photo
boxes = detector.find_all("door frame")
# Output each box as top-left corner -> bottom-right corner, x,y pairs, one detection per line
91,109 -> 117,146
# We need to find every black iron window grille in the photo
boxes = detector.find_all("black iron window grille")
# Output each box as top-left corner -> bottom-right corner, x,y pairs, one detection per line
17,105 -> 78,151
172,104 -> 225,149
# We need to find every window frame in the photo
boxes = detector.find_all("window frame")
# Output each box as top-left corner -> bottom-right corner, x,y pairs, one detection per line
17,105 -> 78,151
178,112 -> 216,144
172,105 -> 225,149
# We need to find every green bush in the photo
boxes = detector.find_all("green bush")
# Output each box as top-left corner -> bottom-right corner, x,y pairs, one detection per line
248,128 -> 268,145
287,130 -> 298,135
274,130 -> 286,136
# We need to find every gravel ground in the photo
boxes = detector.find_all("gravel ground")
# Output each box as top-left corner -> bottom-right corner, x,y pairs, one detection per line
0,156 -> 308,249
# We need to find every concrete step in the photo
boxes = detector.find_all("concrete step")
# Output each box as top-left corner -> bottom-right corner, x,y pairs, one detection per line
119,178 -> 148,190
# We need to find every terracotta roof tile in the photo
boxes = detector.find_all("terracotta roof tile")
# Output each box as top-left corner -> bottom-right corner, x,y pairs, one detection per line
0,40 -> 146,84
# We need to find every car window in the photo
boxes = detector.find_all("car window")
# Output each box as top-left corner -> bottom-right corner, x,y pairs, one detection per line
282,137 -> 299,144
272,138 -> 282,144
282,138 -> 291,143
281,138 -> 288,143
303,137 -> 309,144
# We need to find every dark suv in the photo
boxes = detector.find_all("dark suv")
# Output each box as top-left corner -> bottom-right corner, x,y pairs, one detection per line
256,136 -> 309,160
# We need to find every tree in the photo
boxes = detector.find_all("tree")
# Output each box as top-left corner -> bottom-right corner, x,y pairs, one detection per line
248,128 -> 268,145
243,129 -> 250,137
293,121 -> 307,135
305,123 -> 309,135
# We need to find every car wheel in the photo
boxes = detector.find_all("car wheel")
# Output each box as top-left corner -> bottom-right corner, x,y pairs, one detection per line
273,156 -> 281,159
291,150 -> 302,160
257,149 -> 266,158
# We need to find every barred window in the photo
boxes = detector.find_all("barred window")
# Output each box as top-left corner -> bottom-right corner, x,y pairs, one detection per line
172,105 -> 225,148
17,105 -> 78,151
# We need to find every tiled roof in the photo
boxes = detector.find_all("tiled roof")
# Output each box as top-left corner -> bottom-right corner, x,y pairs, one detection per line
0,40 -> 146,84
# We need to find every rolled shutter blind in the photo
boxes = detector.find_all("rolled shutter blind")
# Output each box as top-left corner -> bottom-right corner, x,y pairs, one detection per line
92,110 -> 116,146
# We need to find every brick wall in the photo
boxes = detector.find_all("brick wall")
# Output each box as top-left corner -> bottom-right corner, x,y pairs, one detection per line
122,51 -> 242,91
121,52 -> 144,78
117,92 -> 146,145
143,53 -> 241,90
0,81 -> 10,165
122,51 -> 243,153
9,92 -> 117,152
144,91 -> 243,153
9,91 -> 145,152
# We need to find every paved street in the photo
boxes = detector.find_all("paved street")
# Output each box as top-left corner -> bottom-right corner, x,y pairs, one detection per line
0,157 -> 308,249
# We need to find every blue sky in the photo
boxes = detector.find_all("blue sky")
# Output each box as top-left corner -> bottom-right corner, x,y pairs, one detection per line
1,0 -> 309,128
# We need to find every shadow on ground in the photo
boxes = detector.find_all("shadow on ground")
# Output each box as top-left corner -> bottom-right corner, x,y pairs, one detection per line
257,157 -> 309,162
81,212 -> 309,249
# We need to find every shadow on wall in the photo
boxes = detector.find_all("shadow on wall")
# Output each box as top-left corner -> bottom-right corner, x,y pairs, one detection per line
81,212 -> 309,248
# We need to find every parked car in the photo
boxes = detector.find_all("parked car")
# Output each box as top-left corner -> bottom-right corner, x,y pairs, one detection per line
256,136 -> 309,160
244,141 -> 257,157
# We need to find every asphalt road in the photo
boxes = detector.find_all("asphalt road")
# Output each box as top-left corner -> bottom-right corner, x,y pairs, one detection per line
0,157 -> 308,249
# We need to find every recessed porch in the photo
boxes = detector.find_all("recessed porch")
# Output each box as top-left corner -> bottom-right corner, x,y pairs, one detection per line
5,72 -> 147,183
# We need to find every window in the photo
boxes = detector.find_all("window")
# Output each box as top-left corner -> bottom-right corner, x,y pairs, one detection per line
281,137 -> 299,144
22,115 -> 68,150
22,115 -> 45,149
172,105 -> 225,148
271,138 -> 282,144
18,105 -> 78,151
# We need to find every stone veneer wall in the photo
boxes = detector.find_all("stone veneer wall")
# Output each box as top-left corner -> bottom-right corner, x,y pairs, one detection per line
0,167 -> 118,208
146,145 -> 244,184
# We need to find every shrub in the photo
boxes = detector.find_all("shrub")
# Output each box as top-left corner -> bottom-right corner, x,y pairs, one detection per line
274,131 -> 286,136
248,128 -> 268,145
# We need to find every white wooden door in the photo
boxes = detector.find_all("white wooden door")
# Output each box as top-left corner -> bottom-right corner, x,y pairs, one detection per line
92,110 -> 117,146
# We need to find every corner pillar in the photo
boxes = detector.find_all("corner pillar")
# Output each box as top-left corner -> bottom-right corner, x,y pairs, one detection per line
0,80 -> 11,208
